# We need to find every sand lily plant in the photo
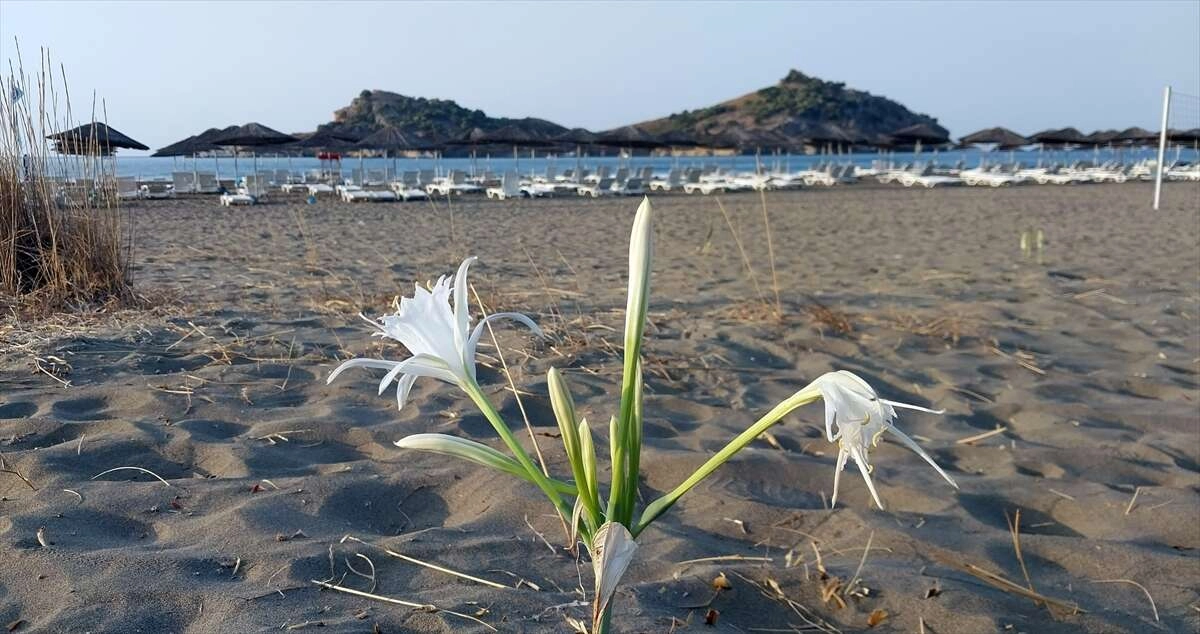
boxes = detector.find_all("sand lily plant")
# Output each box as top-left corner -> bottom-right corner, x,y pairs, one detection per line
329,197 -> 958,632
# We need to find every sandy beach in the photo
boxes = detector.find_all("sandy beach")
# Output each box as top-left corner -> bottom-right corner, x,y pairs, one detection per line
1,183 -> 1198,632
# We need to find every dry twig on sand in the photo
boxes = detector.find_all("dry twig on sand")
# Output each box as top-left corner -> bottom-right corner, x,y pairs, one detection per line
0,453 -> 36,490
311,580 -> 496,631
730,571 -> 842,634
956,426 -> 1007,445
91,466 -> 172,487
960,563 -> 1083,616
339,535 -> 507,589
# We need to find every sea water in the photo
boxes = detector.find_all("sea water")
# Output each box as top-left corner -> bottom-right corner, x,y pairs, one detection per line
37,146 -> 1197,181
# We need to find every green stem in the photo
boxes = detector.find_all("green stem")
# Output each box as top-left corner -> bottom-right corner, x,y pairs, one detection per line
594,596 -> 615,634
606,415 -> 623,521
633,387 -> 821,537
464,381 -> 571,519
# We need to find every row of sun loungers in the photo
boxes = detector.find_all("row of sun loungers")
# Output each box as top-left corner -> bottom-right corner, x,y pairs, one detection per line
52,156 -> 1196,209
870,158 -> 1199,188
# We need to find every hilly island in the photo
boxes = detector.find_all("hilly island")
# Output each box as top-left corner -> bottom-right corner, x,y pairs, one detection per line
315,69 -> 947,151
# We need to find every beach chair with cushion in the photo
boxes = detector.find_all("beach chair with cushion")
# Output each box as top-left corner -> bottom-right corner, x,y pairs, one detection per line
487,171 -> 524,200
612,177 -> 645,196
577,177 -> 615,197
585,166 -> 610,184
897,165 -> 960,188
171,172 -> 196,194
649,169 -> 681,192
55,183 -> 93,208
612,167 -> 629,186
240,175 -> 270,199
431,170 -> 482,197
195,172 -> 220,194
390,172 -> 430,201
117,176 -> 142,200
341,185 -> 398,203
140,181 -> 175,199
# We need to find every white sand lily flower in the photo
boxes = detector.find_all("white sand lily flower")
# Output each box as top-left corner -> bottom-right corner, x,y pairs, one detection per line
327,257 -> 541,409
811,370 -> 958,509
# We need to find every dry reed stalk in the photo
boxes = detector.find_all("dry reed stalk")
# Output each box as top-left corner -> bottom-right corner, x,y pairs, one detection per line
757,189 -> 783,318
713,197 -> 769,308
1,42 -> 132,314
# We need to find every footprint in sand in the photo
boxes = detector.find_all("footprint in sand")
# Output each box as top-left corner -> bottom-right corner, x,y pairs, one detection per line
0,401 -> 38,419
51,396 -> 112,421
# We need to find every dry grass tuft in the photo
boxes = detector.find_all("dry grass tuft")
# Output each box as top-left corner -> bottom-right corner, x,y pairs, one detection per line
2,44 -> 133,316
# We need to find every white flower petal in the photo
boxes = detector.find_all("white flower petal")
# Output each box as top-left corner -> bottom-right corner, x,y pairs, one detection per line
453,257 -> 477,347
849,446 -> 884,510
466,312 -> 543,363
327,358 -> 400,384
881,399 -> 945,415
395,373 -> 419,410
885,425 -> 959,489
831,448 -> 849,508
823,397 -> 838,442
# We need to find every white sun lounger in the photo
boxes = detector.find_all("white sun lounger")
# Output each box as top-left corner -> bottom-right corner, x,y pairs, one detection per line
171,172 -> 196,194
116,176 -> 142,200
487,172 -> 523,200
390,173 -> 429,201
577,177 -> 615,197
960,168 -> 1019,187
195,172 -> 220,194
612,177 -> 645,196
342,187 -> 398,203
140,181 -> 175,199
426,170 -> 482,196
649,169 -> 682,191
897,171 -> 960,188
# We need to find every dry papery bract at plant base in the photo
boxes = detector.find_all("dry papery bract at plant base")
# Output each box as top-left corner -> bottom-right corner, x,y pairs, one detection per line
329,196 -> 960,632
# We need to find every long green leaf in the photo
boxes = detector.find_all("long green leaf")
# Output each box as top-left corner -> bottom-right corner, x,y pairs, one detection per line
396,433 -> 576,496
549,368 -> 600,529
614,196 -> 654,525
634,386 -> 822,536
606,414 -> 622,520
579,418 -> 603,517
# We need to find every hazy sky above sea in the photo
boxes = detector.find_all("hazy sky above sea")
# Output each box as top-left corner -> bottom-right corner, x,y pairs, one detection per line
2,1 -> 1198,154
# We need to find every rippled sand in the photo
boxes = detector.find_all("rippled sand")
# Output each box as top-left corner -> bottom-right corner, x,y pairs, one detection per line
2,182 -> 1197,632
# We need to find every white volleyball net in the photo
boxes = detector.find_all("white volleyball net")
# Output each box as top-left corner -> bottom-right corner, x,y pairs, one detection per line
1154,87 -> 1200,209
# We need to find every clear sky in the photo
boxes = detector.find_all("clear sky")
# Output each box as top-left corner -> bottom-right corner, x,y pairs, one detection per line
2,1 -> 1197,154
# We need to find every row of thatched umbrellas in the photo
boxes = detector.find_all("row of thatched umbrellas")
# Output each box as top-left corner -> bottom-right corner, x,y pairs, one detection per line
960,125 -> 1200,148
47,121 -> 1200,161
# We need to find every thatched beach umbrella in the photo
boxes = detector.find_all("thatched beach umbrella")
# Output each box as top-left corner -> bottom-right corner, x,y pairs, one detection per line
597,125 -> 664,170
1113,127 -> 1158,146
596,125 -> 663,149
553,128 -> 600,176
209,123 -> 297,180
1167,128 -> 1200,157
353,126 -> 440,181
292,130 -> 358,153
960,127 -> 1029,149
287,131 -> 360,180
1082,129 -> 1121,146
152,133 -> 226,188
1169,128 -> 1200,144
47,122 -> 149,155
1029,127 -> 1087,146
450,125 -> 555,174
889,123 -> 950,156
